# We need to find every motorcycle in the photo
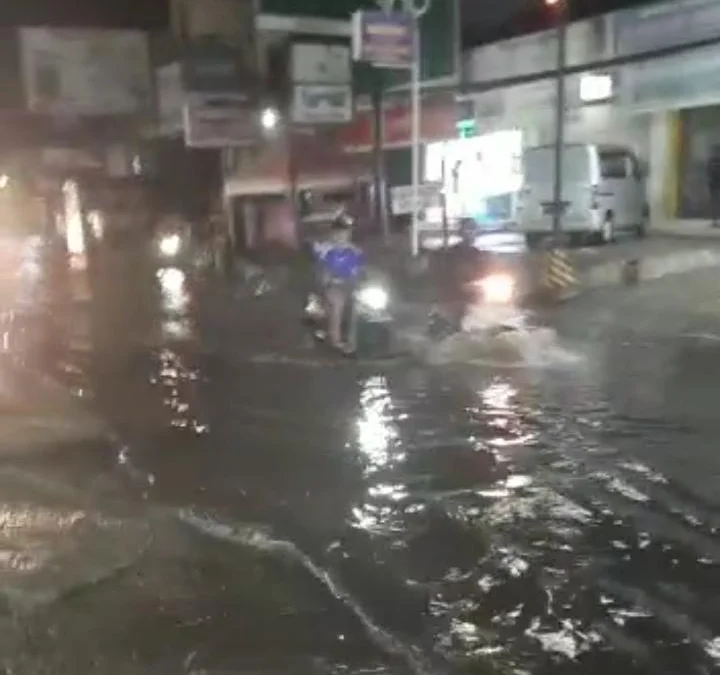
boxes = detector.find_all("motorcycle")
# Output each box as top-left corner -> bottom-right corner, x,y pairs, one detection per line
303,275 -> 394,357
427,268 -> 520,341
153,224 -> 210,271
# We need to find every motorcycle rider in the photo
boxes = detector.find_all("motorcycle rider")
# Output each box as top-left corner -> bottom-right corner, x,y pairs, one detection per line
314,210 -> 366,350
435,217 -> 493,327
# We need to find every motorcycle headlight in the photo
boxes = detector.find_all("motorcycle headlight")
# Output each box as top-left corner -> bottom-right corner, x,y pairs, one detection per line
158,234 -> 181,258
476,273 -> 515,304
356,285 -> 389,311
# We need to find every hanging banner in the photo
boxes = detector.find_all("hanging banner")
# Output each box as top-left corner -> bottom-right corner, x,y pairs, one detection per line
351,10 -> 414,69
291,84 -> 353,124
156,62 -> 184,136
183,93 -> 256,147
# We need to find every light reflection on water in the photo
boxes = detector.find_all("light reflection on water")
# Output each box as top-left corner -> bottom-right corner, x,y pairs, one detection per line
340,370 -> 720,673
52,253 -> 720,673
156,267 -> 193,341
150,348 -> 209,436
356,375 -> 399,473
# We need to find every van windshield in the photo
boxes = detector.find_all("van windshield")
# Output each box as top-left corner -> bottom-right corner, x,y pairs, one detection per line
523,146 -> 589,184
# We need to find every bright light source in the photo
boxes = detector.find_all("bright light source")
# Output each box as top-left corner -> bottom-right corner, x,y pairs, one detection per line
0,174 -> 9,189
261,107 -> 279,130
356,285 -> 389,311
579,73 -> 613,102
475,273 -> 515,304
158,234 -> 182,258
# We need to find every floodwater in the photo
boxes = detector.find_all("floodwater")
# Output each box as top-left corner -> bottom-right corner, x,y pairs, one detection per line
3,244 -> 719,674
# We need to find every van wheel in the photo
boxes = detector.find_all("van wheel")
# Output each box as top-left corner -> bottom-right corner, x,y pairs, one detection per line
600,217 -> 615,245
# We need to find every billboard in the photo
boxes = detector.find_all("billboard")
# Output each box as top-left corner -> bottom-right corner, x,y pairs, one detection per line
20,28 -> 151,115
183,93 -> 257,148
352,10 -> 414,69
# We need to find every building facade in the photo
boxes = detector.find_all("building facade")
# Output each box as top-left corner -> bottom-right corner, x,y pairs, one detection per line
462,0 -> 720,223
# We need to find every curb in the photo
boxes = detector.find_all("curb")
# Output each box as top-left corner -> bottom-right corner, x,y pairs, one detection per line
582,248 -> 720,293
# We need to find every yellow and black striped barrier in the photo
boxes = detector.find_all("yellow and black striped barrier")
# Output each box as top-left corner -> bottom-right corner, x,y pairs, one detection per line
543,248 -> 577,292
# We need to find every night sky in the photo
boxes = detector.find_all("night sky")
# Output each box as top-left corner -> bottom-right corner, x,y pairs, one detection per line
0,0 -> 664,40
461,0 -> 664,45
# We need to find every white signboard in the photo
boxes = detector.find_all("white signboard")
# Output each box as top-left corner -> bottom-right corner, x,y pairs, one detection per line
291,85 -> 352,124
156,62 -> 184,136
20,28 -> 151,115
183,93 -> 256,148
291,43 -> 351,83
390,183 -> 442,215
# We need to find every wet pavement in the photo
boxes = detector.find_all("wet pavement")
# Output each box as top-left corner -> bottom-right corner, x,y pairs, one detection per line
1,242 -> 719,674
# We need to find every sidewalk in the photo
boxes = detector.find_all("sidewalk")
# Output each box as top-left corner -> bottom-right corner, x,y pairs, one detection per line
651,219 -> 720,239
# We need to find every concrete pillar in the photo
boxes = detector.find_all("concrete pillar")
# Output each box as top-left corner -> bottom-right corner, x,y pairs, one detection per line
647,111 -> 678,222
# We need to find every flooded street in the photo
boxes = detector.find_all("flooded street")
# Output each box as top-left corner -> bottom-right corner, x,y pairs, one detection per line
3,245 -> 719,674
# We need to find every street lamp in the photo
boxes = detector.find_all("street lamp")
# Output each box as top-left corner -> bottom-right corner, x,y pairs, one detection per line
261,107 -> 279,131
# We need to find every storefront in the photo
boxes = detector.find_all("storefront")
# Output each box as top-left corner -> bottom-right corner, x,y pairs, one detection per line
677,106 -> 720,218
424,129 -> 523,227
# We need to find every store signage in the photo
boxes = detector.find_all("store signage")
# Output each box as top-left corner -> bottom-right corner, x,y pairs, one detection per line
291,84 -> 353,124
579,73 -> 613,103
351,10 -> 414,69
337,96 -> 456,151
290,42 -> 351,83
615,0 -> 720,55
183,93 -> 256,147
390,183 -> 442,215
181,41 -> 252,93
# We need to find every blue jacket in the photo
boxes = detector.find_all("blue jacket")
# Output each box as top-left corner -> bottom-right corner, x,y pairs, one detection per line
314,241 -> 365,282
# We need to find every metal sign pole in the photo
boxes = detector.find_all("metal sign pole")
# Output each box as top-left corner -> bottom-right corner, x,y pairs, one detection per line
410,14 -> 421,256
551,3 -> 568,242
403,0 -> 432,257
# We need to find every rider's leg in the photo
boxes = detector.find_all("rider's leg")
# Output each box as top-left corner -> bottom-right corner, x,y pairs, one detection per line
326,285 -> 347,347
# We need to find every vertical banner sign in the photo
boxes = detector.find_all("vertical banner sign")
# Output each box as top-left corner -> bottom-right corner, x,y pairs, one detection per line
290,42 -> 352,125
351,10 -> 414,69
181,42 -> 257,147
183,93 -> 256,148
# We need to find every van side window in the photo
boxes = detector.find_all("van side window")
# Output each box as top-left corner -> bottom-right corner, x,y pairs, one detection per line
599,151 -> 629,179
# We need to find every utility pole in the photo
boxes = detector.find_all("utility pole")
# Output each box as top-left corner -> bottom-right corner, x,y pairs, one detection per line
371,82 -> 388,240
407,0 -> 432,256
548,0 -> 568,242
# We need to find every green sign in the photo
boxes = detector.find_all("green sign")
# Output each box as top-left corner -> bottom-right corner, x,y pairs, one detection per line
456,118 -> 475,138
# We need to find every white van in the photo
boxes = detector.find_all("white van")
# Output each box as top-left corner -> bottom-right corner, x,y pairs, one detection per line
516,143 -> 649,244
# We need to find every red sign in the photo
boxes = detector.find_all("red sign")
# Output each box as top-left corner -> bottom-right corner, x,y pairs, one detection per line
337,95 -> 457,151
